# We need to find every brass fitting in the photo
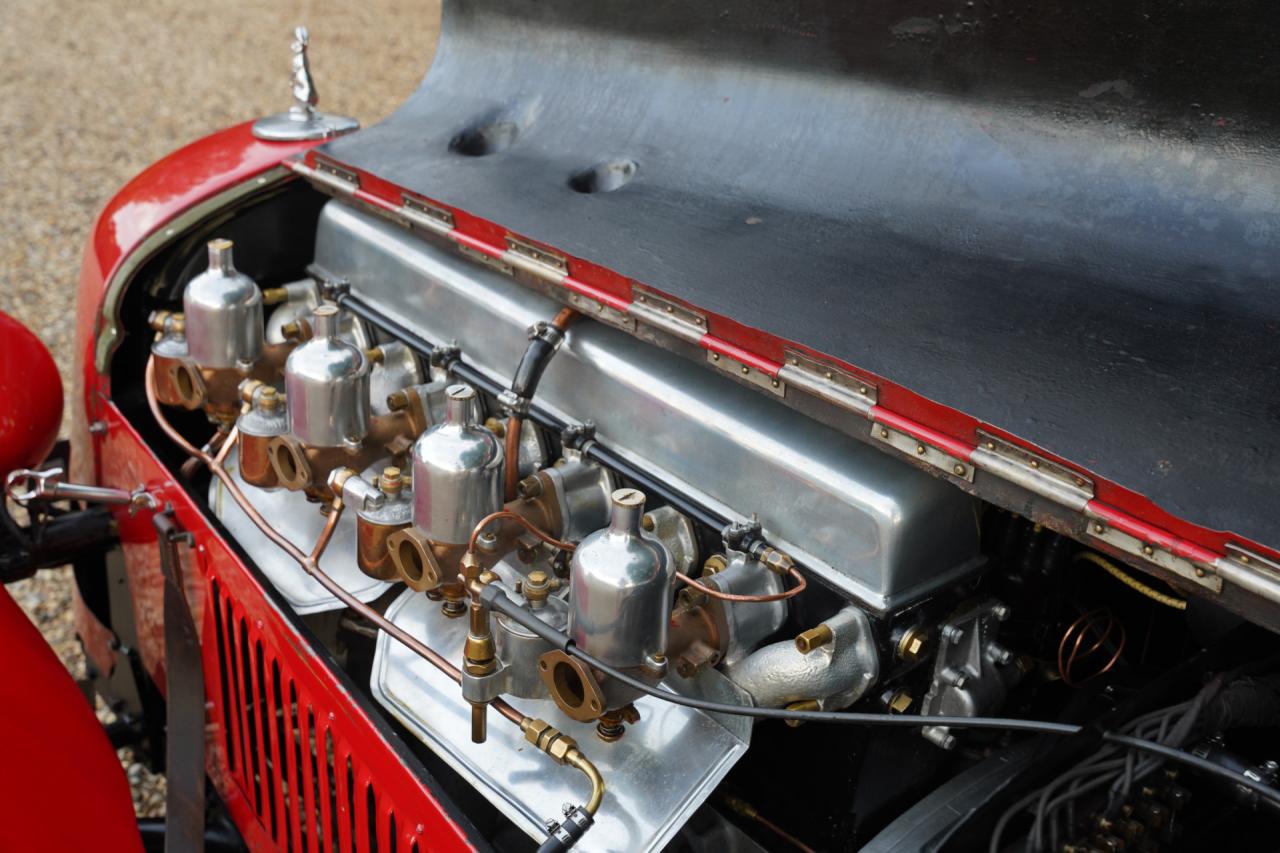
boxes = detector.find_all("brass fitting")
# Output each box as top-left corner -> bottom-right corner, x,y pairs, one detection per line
895,625 -> 930,664
365,346 -> 386,365
756,545 -> 795,575
522,569 -> 558,607
483,417 -> 507,438
280,318 -> 312,342
258,385 -> 282,412
148,309 -> 185,335
520,718 -> 606,815
379,466 -> 403,497
795,623 -> 834,654
884,688 -> 913,714
702,553 -> 728,576
783,699 -> 821,728
464,569 -> 500,744
262,286 -> 290,305
516,473 -> 543,499
386,389 -> 410,411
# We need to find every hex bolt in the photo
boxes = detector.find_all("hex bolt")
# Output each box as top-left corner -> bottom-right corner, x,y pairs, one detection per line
795,623 -> 834,654
988,644 -> 1014,665
991,603 -> 1010,622
941,623 -> 965,644
941,666 -> 968,689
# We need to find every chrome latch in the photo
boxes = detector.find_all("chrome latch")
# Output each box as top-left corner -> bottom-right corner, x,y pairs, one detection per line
5,467 -> 157,514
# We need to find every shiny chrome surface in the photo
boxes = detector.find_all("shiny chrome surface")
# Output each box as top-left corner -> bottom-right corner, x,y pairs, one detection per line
183,239 -> 263,369
209,447 -> 391,613
314,201 -> 982,610
410,384 -> 503,544
570,489 -> 673,668
372,588 -> 748,853
726,606 -> 878,710
710,552 -> 786,667
544,459 -> 614,542
251,27 -> 358,142
265,284 -> 421,416
284,304 -> 370,447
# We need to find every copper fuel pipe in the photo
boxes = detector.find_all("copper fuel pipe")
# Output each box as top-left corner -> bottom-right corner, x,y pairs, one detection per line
146,356 -> 604,820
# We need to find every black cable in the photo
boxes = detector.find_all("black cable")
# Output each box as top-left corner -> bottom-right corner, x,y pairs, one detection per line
480,587 -> 1280,810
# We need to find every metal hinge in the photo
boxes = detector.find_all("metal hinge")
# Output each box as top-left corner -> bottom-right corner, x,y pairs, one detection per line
563,290 -> 635,332
971,431 -> 1094,512
1216,545 -> 1280,602
401,194 -> 454,236
457,243 -> 515,276
504,236 -> 569,280
871,422 -> 975,482
310,157 -> 360,195
778,348 -> 876,418
706,350 -> 784,396
1086,519 -> 1222,593
629,285 -> 707,344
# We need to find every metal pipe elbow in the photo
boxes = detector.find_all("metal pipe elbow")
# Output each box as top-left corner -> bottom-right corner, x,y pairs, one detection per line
726,606 -> 879,710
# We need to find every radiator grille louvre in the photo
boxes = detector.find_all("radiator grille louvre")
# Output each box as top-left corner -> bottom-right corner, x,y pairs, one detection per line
208,578 -> 416,852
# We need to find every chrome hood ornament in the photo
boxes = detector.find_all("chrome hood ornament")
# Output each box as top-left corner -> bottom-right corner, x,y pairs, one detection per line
253,26 -> 359,142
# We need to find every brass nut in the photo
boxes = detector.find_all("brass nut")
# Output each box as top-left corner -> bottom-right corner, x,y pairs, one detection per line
795,623 -> 834,654
484,417 -> 507,438
895,626 -> 929,664
386,390 -> 410,411
547,734 -> 578,764
784,699 -> 820,728
702,553 -> 728,576
886,689 -> 913,714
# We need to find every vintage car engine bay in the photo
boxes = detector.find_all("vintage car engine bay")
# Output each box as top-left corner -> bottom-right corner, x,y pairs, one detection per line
45,1 -> 1278,850
94,175 -> 1280,852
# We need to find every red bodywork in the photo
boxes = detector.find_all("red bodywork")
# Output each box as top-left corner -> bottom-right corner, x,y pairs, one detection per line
0,311 -> 62,475
0,585 -> 142,853
75,123 -> 475,852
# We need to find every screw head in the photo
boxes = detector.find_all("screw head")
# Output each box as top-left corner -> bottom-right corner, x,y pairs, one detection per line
880,428 -> 890,439
953,463 -> 967,476
916,444 -> 927,455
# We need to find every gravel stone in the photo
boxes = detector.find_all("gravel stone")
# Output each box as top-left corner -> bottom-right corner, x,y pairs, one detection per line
3,0 -> 437,819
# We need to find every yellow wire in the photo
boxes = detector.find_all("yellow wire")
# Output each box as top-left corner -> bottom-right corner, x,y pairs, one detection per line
1075,552 -> 1187,610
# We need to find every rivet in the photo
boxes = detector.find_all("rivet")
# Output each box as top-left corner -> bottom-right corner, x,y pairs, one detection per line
791,358 -> 800,366
711,353 -> 720,361
986,441 -> 996,450
824,371 -> 834,379
638,295 -> 647,302
741,366 -> 750,375
1142,544 -> 1154,556
1074,477 -> 1086,487
1029,459 -> 1041,469
1240,554 -> 1251,565
665,305 -> 674,313
953,464 -> 966,476
771,380 -> 780,388
596,303 -> 604,312
1195,567 -> 1207,578
1093,522 -> 1106,534
696,317 -> 704,325
880,428 -> 890,439
916,444 -> 927,455
859,385 -> 869,395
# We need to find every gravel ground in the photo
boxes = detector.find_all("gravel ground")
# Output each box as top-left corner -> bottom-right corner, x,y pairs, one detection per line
1,0 -> 437,819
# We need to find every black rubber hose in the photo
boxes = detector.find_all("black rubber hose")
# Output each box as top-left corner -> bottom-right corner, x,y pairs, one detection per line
481,587 -> 1280,810
511,335 -> 558,400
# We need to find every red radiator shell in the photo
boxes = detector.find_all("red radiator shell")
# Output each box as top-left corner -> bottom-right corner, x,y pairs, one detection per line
74,122 -> 477,852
